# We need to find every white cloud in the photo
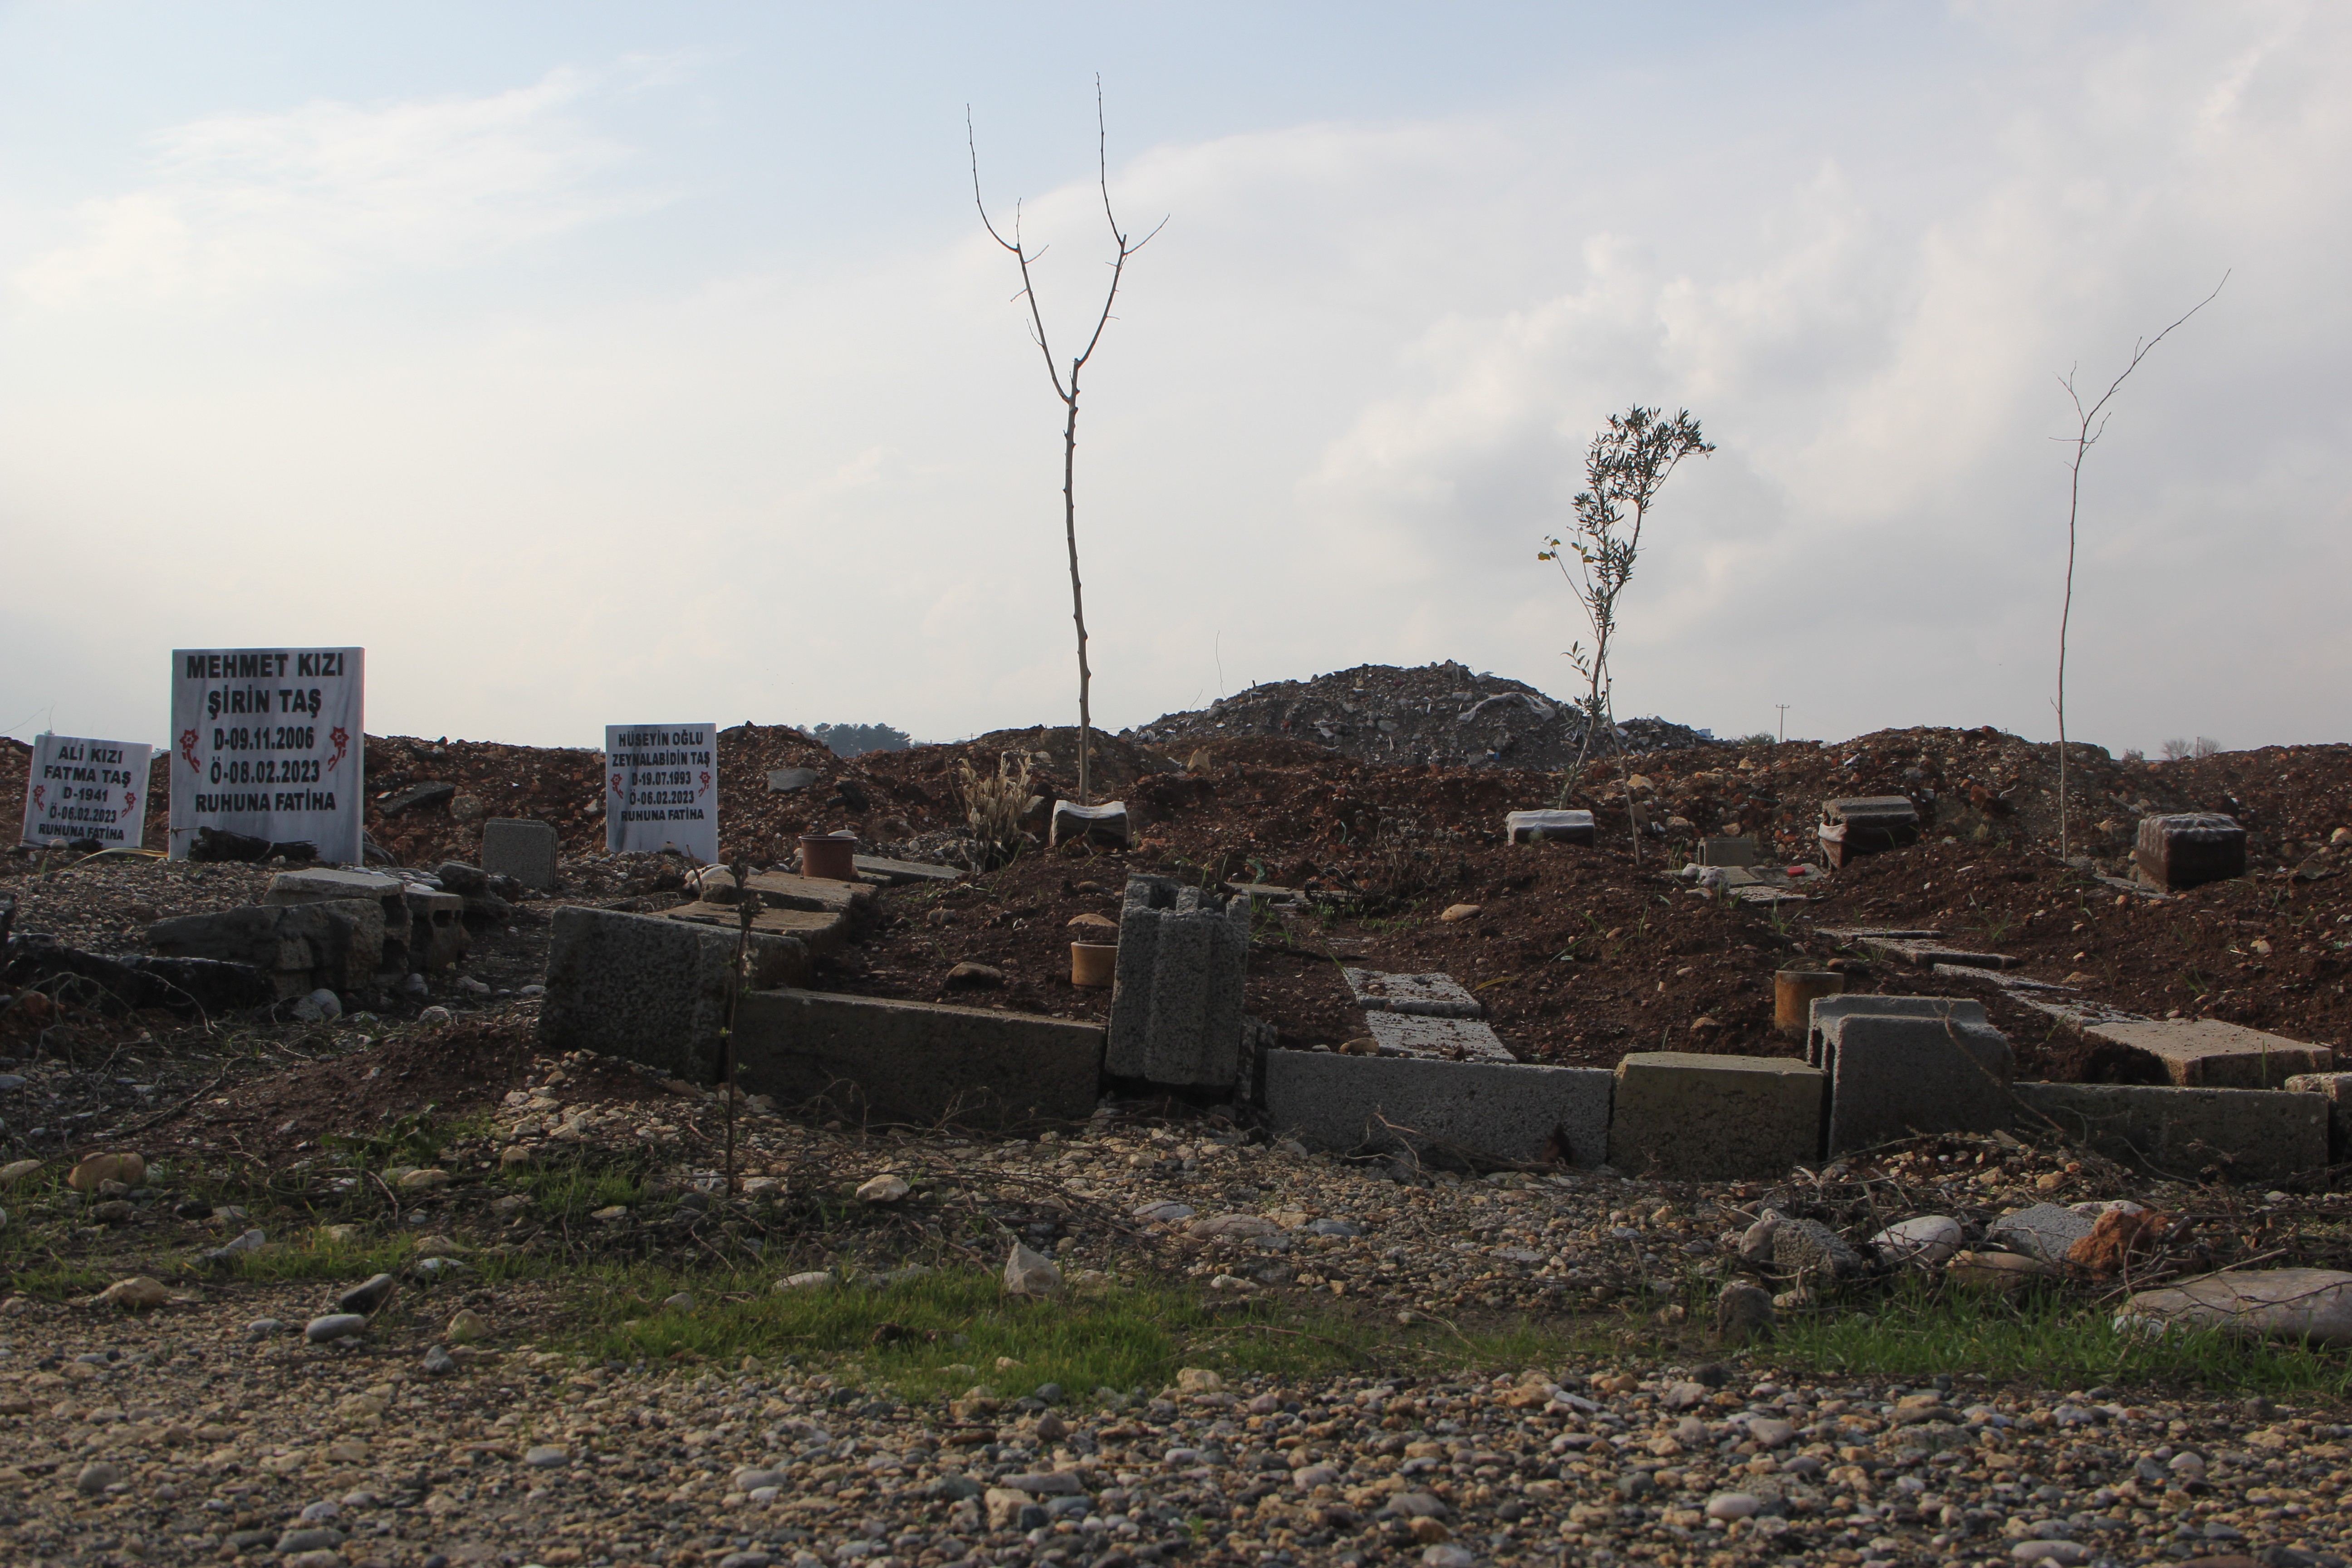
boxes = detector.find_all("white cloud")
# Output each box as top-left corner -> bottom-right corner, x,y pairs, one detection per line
14,65 -> 667,307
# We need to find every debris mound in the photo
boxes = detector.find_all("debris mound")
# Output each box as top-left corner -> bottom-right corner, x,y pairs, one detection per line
1129,662 -> 1719,770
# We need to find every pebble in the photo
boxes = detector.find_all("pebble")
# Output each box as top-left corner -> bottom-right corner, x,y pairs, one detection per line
337,1272 -> 397,1315
246,1317 -> 283,1338
856,1173 -> 911,1203
1705,1491 -> 1761,1520
74,1461 -> 123,1495
2012,1544 -> 2092,1564
304,1313 -> 368,1344
421,1343 -> 456,1375
524,1444 -> 569,1467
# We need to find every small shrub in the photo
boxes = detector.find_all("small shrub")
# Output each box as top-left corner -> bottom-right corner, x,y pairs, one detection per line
959,753 -> 1040,870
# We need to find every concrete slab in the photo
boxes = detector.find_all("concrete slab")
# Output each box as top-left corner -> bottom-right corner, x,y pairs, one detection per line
766,767 -> 819,793
1107,875 -> 1250,1089
1506,809 -> 1596,846
1804,995 -> 1987,1068
2079,1017 -> 2332,1089
1262,1049 -> 1612,1166
742,870 -> 876,919
538,906 -> 812,1082
1363,1012 -> 1515,1063
2285,1072 -> 2352,1162
1821,1013 -> 2014,1155
1341,969 -> 1482,1019
662,902 -> 850,957
1699,836 -> 1762,867
1849,935 -> 2018,970
852,855 -> 963,886
2013,1081 -> 2327,1185
1607,1052 -> 1826,1181
481,818 -> 559,892
732,988 -> 1102,1128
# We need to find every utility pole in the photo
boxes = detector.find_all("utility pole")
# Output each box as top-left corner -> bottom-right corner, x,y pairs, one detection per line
1775,705 -> 1789,744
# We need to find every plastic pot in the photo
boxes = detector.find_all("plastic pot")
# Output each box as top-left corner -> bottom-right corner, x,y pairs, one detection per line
800,833 -> 858,882
1071,942 -> 1118,989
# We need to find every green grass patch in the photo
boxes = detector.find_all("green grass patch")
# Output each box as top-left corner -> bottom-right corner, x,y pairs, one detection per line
5,1262 -> 115,1299
1772,1278 -> 2352,1396
504,1154 -> 649,1223
566,1265 -> 1612,1397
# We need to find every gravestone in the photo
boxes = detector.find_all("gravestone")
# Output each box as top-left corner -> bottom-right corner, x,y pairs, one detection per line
20,734 -> 153,850
481,818 -> 559,891
170,647 -> 364,864
604,723 -> 718,863
1049,800 -> 1131,849
1699,836 -> 1761,868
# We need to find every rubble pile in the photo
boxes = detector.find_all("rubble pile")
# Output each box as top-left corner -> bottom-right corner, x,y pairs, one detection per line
1131,662 -> 1720,770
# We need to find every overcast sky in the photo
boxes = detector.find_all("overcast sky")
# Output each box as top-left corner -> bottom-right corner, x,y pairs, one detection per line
2,2 -> 2344,758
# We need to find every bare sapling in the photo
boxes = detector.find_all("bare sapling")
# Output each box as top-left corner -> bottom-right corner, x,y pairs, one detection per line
969,79 -> 1166,807
2051,274 -> 2226,862
1539,406 -> 1713,864
720,854 -> 762,1195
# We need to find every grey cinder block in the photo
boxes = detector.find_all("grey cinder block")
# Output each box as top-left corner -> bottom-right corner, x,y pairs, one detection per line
403,887 -> 467,971
2285,1072 -> 2352,1161
1364,1012 -> 1514,1063
1107,875 -> 1250,1088
1263,1049 -> 1612,1166
481,818 -> 560,891
265,867 -> 412,977
2136,813 -> 2246,891
1806,994 -> 1986,1067
732,989 -> 1103,1129
2014,1080 -> 2325,1185
1822,1012 -> 2014,1156
147,899 -> 387,998
1049,800 -> 1132,849
1608,1052 -> 1826,1181
538,906 -> 810,1083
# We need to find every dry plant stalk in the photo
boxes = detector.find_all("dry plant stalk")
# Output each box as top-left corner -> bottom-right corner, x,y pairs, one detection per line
959,753 -> 1041,870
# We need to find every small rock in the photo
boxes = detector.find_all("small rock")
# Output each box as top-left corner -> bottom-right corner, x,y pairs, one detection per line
1987,1202 -> 2097,1264
1438,903 -> 1481,922
75,1461 -> 124,1495
0,1158 -> 44,1186
305,1313 -> 368,1344
1706,1492 -> 1761,1520
733,1467 -> 789,1492
418,1005 -> 452,1024
1770,1215 -> 1866,1281
246,1318 -> 283,1338
397,1167 -> 450,1191
777,1271 -> 833,1291
291,988 -> 342,1023
421,1344 -> 456,1375
1737,1210 -> 1782,1264
1746,1417 -> 1796,1448
856,1173 -> 911,1203
1188,1212 -> 1279,1240
2011,1544 -> 2091,1564
498,1145 -> 533,1168
524,1445 -> 568,1468
95,1275 -> 169,1310
946,961 -> 1005,987
661,1292 -> 694,1312
1947,1250 -> 2052,1292
276,1527 -> 345,1553
1715,1282 -> 1774,1345
1422,1547 -> 1475,1568
1872,1215 -> 1965,1268
985,1487 -> 1034,1530
590,1205 -> 629,1222
1003,1241 -> 1063,1297
412,1234 -> 462,1258
338,1273 -> 398,1316
1132,1200 -> 1196,1223
446,1308 -> 488,1343
68,1151 -> 146,1193
1176,1367 -> 1224,1392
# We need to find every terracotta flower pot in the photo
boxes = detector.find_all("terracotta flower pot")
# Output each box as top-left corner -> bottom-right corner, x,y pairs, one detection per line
1071,942 -> 1118,989
1774,969 -> 1845,1039
799,833 -> 858,881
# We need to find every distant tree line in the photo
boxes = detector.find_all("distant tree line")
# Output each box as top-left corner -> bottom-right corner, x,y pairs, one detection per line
808,723 -> 911,759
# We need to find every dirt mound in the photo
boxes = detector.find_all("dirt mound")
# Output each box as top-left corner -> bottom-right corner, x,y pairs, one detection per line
1132,662 -> 1720,771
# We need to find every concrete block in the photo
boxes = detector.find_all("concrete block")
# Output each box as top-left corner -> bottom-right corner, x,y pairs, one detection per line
1607,1052 -> 1826,1181
147,899 -> 387,998
1364,1012 -> 1515,1063
1341,969 -> 1481,1019
2013,1080 -> 2326,1185
731,988 -> 1102,1128
1822,1013 -> 2014,1156
852,855 -> 963,886
1699,836 -> 1762,867
1107,875 -> 1250,1088
1986,1202 -> 2095,1264
1819,795 -> 1919,868
481,818 -> 559,891
2136,813 -> 2247,891
403,887 -> 467,971
742,870 -> 876,921
1050,800 -> 1131,849
2083,1016 -> 2331,1089
767,767 -> 819,793
1263,1049 -> 1612,1165
1806,994 -> 1986,1067
2285,1072 -> 2352,1161
662,902 -> 852,958
538,906 -> 812,1083
265,867 -> 412,976
1506,809 -> 1595,845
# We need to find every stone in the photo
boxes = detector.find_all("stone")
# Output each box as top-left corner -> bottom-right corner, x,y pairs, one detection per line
1002,1470 -> 1085,1494
1263,1050 -> 1612,1165
306,1313 -> 368,1343
446,1309 -> 488,1343
421,1344 -> 456,1376
767,767 -> 819,793
337,1273 -> 397,1315
1107,876 -> 1250,1088
730,988 -> 1102,1127
777,1271 -> 834,1291
1818,795 -> 1920,867
76,1461 -> 125,1494
524,1445 -> 568,1467
1769,1217 -> 1866,1283
0,1157 -> 40,1185
378,780 -> 456,815
985,1487 -> 1034,1530
291,987 -> 342,1023
1872,1215 -> 1964,1268
2012,1544 -> 2091,1565
2082,1016 -> 2331,1089
537,906 -> 812,1083
946,961 -> 1004,986
1946,1251 -> 2050,1291
1607,1053 -> 1826,1181
2287,1070 -> 2352,1160
1437,902 -> 1480,922
96,1276 -> 169,1309
1706,1492 -> 1761,1520
1363,1012 -> 1515,1063
2013,1080 -> 2326,1184
2118,1267 -> 2352,1347
1746,1417 -> 1796,1448
397,1167 -> 448,1191
476,819 -> 558,890
1699,836 -> 1762,867
2137,813 -> 2247,891
1132,1200 -> 1196,1223
1189,1213 -> 1279,1240
1987,1203 -> 2097,1264
1049,799 -> 1131,848
849,853 -> 964,885
1820,1012 -> 2014,1155
264,867 -> 413,975
1804,993 -> 1986,1068
1505,809 -> 1596,845
1004,1241 -> 1063,1296
148,899 -> 387,998
856,1173 -> 911,1203
69,1152 -> 146,1192
1341,969 -> 1482,1018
